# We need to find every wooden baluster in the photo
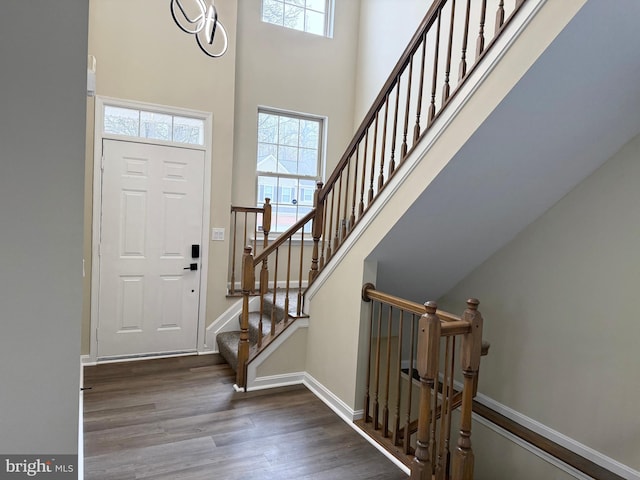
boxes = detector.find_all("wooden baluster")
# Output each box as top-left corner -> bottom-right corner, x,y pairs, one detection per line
401,58 -> 413,159
410,301 -> 441,480
378,95 -> 389,190
404,313 -> 417,455
476,0 -> 488,57
271,248 -> 279,336
442,0 -> 456,104
414,36 -> 427,144
390,78 -> 401,175
262,198 -> 271,249
373,301 -> 383,430
452,299 -> 483,480
342,159 -> 350,239
350,148 -> 358,230
236,246 -> 254,389
435,337 -> 453,480
362,283 -> 375,422
252,213 -> 258,255
243,212 -> 248,253
428,8 -> 442,124
495,0 -> 505,34
392,310 -> 404,446
459,0 -> 472,80
368,112 -> 379,203
383,306 -> 393,437
309,182 -> 324,282
443,337 -> 456,479
326,188 -> 334,261
284,236 -> 292,324
230,210 -> 238,295
359,131 -> 369,215
334,172 -> 342,251
296,227 -> 304,316
320,198 -> 327,269
429,335 -> 441,471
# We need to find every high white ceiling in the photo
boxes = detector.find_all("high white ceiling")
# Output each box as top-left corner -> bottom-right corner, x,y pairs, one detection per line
370,0 -> 640,303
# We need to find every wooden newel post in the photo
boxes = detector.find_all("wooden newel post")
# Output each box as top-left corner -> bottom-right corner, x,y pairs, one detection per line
309,182 -> 324,283
410,301 -> 441,480
259,200 -> 271,295
236,246 -> 254,389
451,298 -> 483,480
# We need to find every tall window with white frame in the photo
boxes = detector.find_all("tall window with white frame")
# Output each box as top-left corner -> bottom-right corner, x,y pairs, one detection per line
261,0 -> 333,37
256,109 -> 323,233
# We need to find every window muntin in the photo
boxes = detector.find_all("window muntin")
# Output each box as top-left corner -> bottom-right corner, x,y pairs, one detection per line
261,0 -> 332,37
257,110 -> 323,233
104,105 -> 205,146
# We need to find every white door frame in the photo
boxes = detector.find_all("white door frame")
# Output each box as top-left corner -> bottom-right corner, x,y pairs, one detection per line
90,96 -> 213,362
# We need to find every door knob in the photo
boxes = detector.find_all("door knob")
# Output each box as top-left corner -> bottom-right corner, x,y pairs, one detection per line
184,263 -> 198,271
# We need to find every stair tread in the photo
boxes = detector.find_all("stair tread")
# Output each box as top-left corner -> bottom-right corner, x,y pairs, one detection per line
217,289 -> 308,374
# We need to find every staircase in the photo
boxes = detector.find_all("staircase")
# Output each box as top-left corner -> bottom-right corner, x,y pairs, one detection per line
216,289 -> 306,375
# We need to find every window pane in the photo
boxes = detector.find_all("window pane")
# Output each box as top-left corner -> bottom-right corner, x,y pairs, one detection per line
258,112 -> 279,144
306,0 -> 326,13
275,204 -> 298,232
283,4 -> 305,31
257,143 -> 278,172
299,119 -> 319,148
262,0 -> 284,24
140,111 -> 172,141
278,116 -> 299,146
104,106 -> 139,136
278,145 -> 298,174
299,148 -> 318,176
257,175 -> 277,203
256,110 -> 323,232
173,116 -> 204,145
298,178 -> 316,205
305,10 -> 325,36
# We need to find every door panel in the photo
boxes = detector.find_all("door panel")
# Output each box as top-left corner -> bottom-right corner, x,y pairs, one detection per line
98,139 -> 205,358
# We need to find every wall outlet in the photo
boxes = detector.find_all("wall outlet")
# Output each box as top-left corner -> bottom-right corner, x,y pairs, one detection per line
211,227 -> 225,241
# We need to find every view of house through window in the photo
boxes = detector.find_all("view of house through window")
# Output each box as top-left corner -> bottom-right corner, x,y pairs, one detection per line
257,109 -> 323,233
261,0 -> 332,37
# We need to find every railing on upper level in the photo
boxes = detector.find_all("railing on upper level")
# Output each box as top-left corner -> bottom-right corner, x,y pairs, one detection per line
360,284 -> 487,480
230,0 -> 526,388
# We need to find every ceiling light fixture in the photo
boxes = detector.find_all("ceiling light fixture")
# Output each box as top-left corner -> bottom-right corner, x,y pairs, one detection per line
171,0 -> 228,58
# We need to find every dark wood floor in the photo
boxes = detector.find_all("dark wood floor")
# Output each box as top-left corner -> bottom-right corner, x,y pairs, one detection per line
83,355 -> 408,480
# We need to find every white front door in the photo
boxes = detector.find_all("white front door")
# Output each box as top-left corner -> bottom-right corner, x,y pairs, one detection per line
97,139 -> 205,358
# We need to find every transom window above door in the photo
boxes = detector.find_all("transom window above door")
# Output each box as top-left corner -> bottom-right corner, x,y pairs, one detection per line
256,109 -> 324,233
103,105 -> 205,146
261,0 -> 333,37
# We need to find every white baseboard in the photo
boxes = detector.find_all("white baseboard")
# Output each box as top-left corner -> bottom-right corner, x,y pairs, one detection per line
472,391 -> 640,480
245,318 -> 309,390
302,373 -> 410,475
78,358 -> 84,480
246,372 -> 306,392
81,354 -> 96,366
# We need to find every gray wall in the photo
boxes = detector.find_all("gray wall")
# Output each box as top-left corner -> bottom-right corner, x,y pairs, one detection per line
0,1 -> 88,453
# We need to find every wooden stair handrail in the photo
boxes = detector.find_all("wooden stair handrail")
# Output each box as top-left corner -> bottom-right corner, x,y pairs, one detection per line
362,282 -> 463,323
252,210 -> 315,266
319,0 -> 446,203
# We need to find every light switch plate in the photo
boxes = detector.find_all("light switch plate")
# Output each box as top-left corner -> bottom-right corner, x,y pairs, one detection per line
211,227 -> 225,241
